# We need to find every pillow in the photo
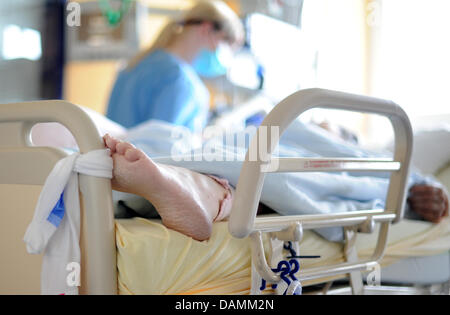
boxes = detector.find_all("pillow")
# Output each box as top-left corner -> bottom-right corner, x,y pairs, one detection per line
436,162 -> 450,193
31,106 -> 127,149
411,126 -> 450,175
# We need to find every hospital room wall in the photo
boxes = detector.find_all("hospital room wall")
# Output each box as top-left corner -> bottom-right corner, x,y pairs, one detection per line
363,0 -> 450,147
64,60 -> 119,114
299,0 -> 372,144
299,0 -> 448,149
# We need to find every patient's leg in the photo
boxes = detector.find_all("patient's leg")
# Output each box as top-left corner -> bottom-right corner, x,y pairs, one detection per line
104,134 -> 233,241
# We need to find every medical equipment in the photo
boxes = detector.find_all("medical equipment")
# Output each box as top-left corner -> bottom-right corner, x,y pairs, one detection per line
0,88 -> 449,295
98,0 -> 133,26
65,0 -> 142,61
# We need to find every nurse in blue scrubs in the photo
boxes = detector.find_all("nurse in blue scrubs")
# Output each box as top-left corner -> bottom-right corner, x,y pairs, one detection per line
106,1 -> 243,132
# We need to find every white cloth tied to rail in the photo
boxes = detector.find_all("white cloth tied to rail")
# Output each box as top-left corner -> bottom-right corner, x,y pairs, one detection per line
24,149 -> 113,295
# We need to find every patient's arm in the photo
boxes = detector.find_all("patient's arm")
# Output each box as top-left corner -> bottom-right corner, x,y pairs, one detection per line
317,120 -> 359,144
408,185 -> 449,223
316,121 -> 449,224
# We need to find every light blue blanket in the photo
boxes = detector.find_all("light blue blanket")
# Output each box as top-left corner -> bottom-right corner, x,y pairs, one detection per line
119,119 -> 427,241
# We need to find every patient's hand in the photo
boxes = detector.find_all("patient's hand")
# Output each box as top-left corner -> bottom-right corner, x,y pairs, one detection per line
408,185 -> 449,223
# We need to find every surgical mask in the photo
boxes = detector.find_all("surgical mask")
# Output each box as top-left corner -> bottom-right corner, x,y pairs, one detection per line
192,44 -> 233,78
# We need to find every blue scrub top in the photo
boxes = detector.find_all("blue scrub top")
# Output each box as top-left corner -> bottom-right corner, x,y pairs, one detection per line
106,50 -> 210,131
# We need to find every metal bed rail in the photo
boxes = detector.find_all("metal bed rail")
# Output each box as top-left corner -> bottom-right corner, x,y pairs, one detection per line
0,88 -> 412,295
261,157 -> 401,173
228,88 -> 413,290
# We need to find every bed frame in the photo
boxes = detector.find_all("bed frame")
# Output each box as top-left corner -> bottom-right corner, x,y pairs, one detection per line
0,88 -> 414,295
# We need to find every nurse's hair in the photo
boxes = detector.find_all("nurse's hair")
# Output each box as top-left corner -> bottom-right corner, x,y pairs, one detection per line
127,0 -> 244,69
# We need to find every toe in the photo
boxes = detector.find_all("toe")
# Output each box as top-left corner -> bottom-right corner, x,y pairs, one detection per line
104,134 -> 119,153
116,141 -> 135,155
124,148 -> 143,162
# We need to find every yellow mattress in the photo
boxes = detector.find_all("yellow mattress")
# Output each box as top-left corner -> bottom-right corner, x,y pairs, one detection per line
115,216 -> 450,295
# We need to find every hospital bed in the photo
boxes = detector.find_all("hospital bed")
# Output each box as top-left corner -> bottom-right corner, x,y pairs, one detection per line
0,88 -> 449,295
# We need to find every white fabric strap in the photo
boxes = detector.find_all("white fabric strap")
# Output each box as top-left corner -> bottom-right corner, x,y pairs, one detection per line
23,149 -> 112,295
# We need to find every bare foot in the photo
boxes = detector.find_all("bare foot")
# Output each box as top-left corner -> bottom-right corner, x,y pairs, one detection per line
103,134 -> 233,241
